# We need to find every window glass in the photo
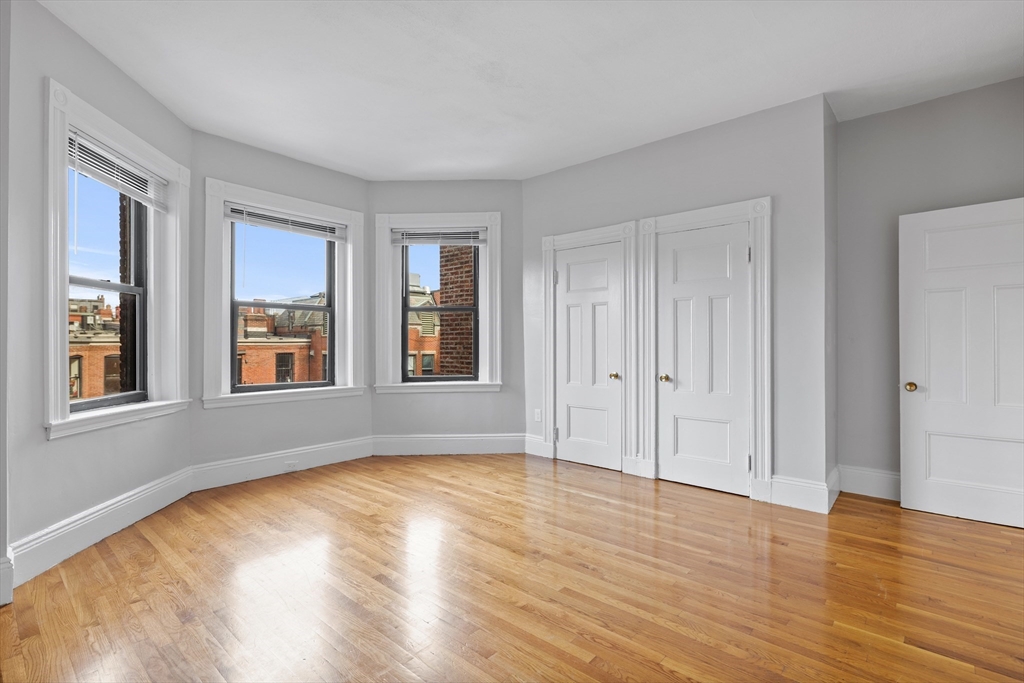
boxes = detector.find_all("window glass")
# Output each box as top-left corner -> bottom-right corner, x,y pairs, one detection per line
67,164 -> 146,410
406,244 -> 475,306
276,353 -> 294,383
233,222 -> 328,303
67,169 -> 130,284
103,355 -> 121,395
231,218 -> 335,393
68,285 -> 140,402
69,356 -> 82,400
232,306 -> 330,387
403,245 -> 478,381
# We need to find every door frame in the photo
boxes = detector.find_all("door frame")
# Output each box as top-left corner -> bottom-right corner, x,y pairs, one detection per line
542,222 -> 638,470
640,197 -> 773,500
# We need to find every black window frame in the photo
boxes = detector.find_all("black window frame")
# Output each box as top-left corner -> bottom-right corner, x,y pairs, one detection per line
69,194 -> 148,413
229,221 -> 336,393
401,245 -> 479,382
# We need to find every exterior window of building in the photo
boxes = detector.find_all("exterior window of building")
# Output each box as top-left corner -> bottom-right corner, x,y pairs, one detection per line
275,353 -> 294,383
69,356 -> 82,399
229,204 -> 341,393
402,244 -> 478,381
67,133 -> 148,412
103,355 -> 121,395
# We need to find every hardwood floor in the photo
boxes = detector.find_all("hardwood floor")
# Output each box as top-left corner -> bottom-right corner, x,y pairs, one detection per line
1,454 -> 1021,682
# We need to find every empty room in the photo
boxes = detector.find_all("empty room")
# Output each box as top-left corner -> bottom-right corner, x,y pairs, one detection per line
0,1 -> 1022,681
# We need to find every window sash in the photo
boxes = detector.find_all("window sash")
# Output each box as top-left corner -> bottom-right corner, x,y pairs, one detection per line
401,246 -> 479,382
229,222 -> 336,393
70,197 -> 148,413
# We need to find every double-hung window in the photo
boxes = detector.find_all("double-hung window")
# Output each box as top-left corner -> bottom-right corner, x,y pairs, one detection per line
66,132 -> 155,411
375,212 -> 502,392
46,79 -> 190,438
399,231 -> 481,382
203,178 -> 365,408
227,203 -> 341,392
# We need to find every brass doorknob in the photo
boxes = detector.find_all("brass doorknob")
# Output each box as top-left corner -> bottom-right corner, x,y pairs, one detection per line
609,372 -> 620,380
905,382 -> 918,392
659,374 -> 671,383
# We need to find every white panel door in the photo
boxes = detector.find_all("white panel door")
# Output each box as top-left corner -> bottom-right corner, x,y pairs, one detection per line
555,242 -> 623,470
657,223 -> 749,495
900,198 -> 1024,527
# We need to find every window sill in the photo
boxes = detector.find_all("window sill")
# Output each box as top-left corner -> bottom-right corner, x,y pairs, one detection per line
374,382 -> 501,394
46,399 -> 191,440
202,385 -> 366,409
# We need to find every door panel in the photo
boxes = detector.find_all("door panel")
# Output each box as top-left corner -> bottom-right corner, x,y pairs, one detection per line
900,198 -> 1024,527
657,222 -> 750,495
555,242 -> 623,470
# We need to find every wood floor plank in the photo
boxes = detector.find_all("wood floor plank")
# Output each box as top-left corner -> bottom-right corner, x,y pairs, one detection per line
2,454 -> 1021,682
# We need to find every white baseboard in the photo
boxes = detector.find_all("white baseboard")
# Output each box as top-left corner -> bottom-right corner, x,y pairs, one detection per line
0,552 -> 13,606
750,478 -> 771,503
839,464 -> 900,501
524,435 -> 553,458
373,433 -> 526,456
10,467 -> 192,587
770,474 -> 834,514
622,457 -> 656,478
192,436 -> 374,491
827,466 -> 841,511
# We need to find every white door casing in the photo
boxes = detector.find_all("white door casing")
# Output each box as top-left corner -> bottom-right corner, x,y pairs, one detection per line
640,198 -> 772,498
900,198 -> 1024,528
554,241 -> 624,470
655,222 -> 751,495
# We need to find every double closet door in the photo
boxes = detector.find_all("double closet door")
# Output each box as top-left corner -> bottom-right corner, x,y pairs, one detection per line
552,221 -> 752,498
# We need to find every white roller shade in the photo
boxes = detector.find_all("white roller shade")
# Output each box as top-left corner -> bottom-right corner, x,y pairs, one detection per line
68,130 -> 168,213
391,227 -> 486,246
226,202 -> 347,242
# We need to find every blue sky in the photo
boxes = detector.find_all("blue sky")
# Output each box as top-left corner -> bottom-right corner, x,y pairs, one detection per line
67,168 -> 122,285
69,168 -> 441,302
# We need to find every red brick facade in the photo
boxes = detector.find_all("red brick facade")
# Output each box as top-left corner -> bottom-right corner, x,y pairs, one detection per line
69,298 -> 331,401
235,304 -> 329,385
437,245 -> 475,376
69,296 -> 122,400
69,340 -> 120,400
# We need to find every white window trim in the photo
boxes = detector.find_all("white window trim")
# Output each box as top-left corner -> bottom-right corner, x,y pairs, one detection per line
45,79 -> 191,440
202,178 -> 365,409
374,211 -> 502,393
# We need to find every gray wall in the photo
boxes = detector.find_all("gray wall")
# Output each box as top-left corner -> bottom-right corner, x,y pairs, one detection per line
5,0 -> 193,540
368,181 -> 526,436
836,78 -> 1024,476
187,132 -> 373,466
523,95 -> 834,483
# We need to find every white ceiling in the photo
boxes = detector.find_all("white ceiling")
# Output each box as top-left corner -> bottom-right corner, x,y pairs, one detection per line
40,1 -> 1024,181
